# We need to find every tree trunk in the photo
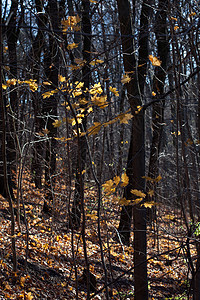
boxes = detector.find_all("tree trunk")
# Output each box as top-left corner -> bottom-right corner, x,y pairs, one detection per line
147,0 -> 169,221
70,0 -> 91,229
116,0 -> 149,298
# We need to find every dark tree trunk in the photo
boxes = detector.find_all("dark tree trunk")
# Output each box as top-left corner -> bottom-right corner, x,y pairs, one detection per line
70,0 -> 91,229
31,0 -> 48,188
42,0 -> 59,199
116,0 -> 150,298
0,0 -> 19,199
147,0 -> 169,220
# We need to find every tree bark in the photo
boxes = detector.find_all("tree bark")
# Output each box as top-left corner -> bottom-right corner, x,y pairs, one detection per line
116,0 -> 149,298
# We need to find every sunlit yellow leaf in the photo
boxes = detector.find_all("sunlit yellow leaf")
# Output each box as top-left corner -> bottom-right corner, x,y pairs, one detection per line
27,292 -> 34,300
149,55 -> 162,67
142,201 -> 155,208
174,26 -> 179,31
58,74 -> 66,82
135,105 -> 142,114
52,119 -> 62,128
131,189 -> 146,198
62,15 -> 81,32
152,91 -> 156,96
109,86 -> 119,96
2,84 -> 7,90
87,107 -> 93,113
130,198 -> 143,205
89,82 -> 103,95
67,43 -> 79,50
43,81 -> 51,85
90,59 -> 104,66
170,16 -> 178,21
121,74 -> 131,84
6,78 -> 17,86
121,172 -> 129,187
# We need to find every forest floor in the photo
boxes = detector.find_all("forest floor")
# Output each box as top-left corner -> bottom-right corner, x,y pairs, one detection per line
0,169 -> 196,299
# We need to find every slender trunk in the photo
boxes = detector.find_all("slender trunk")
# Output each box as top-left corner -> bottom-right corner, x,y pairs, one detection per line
116,0 -> 149,298
70,0 -> 91,230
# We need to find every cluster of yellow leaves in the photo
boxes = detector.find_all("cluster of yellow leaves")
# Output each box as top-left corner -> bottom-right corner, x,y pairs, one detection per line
2,79 -> 38,92
102,172 -> 129,195
61,15 -> 81,33
91,95 -> 108,108
90,59 -> 104,66
42,89 -> 58,99
89,82 -> 103,95
87,110 -> 133,136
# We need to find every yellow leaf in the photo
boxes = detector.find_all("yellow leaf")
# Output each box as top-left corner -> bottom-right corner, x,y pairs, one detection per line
121,74 -> 131,84
131,189 -> 146,198
89,82 -> 103,95
154,174 -> 162,183
91,95 -> 108,108
74,58 -> 86,66
87,107 -> 93,113
27,292 -> 34,300
142,176 -> 154,182
90,59 -> 104,66
135,105 -> 142,114
113,176 -> 120,186
58,74 -> 66,82
170,16 -> 178,21
67,43 -> 79,50
174,26 -> 179,31
189,12 -> 196,17
121,172 -> 129,187
109,86 -> 119,96
102,179 -> 114,195
78,97 -> 88,105
116,112 -> 133,124
142,201 -> 155,208
43,81 -> 51,85
2,84 -> 7,90
152,91 -> 156,96
62,15 -> 81,32
87,122 -> 102,136
89,0 -> 97,3
52,119 -> 62,128
130,198 -> 143,205
149,55 -> 162,67
148,190 -> 154,197
6,78 -> 17,86
118,197 -> 130,206
20,276 -> 26,287
42,128 -> 50,134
